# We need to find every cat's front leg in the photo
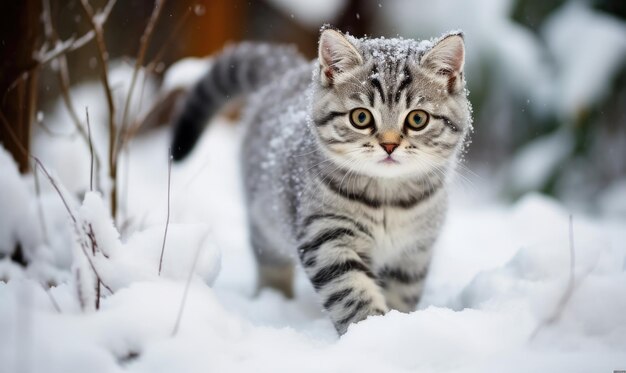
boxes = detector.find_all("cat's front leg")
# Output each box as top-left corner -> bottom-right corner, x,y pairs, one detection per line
377,254 -> 432,313
298,226 -> 388,334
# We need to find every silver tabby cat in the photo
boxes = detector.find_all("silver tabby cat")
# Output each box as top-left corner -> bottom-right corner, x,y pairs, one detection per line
171,27 -> 472,334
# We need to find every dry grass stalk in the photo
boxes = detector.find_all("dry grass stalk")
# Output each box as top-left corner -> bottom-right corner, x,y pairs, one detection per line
158,149 -> 172,276
171,233 -> 206,337
79,0 -> 119,219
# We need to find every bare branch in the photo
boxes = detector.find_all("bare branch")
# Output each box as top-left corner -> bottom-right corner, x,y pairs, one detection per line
101,0 -> 118,22
86,222 -> 102,310
158,148 -> 172,276
54,54 -> 88,139
32,160 -> 50,246
146,6 -> 191,74
33,0 -> 110,65
45,288 -> 62,313
33,0 -> 116,67
3,88 -> 112,307
41,0 -> 103,191
75,270 -> 87,310
31,157 -> 76,224
118,0 -> 166,159
116,6 -> 191,150
171,234 -> 206,337
77,233 -> 113,296
86,107 -> 94,192
41,0 -> 54,40
119,88 -> 185,153
36,0 -> 118,65
79,0 -> 118,219
31,155 -> 114,295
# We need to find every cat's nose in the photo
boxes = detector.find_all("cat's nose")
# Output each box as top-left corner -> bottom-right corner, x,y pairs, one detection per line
380,142 -> 399,155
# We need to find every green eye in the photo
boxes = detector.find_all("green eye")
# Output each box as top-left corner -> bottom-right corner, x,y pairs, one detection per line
349,108 -> 374,129
405,110 -> 430,131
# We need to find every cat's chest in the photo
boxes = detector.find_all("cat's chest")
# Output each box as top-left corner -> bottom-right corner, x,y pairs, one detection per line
367,207 -> 429,263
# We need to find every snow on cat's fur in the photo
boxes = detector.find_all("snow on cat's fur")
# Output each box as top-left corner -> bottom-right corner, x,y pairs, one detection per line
171,28 -> 471,333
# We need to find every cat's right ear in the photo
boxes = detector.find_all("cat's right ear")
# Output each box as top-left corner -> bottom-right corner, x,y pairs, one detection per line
420,33 -> 465,94
318,29 -> 363,86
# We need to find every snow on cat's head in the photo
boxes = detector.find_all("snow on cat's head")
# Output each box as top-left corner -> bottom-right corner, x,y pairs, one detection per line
311,27 -> 472,179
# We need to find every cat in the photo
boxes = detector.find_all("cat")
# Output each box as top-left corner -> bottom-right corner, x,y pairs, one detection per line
171,26 -> 472,335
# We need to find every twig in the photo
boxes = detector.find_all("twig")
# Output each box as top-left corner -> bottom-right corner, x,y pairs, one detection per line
42,0 -> 103,191
32,159 -> 50,246
120,146 -> 130,233
117,7 -> 191,152
45,288 -> 62,313
158,148 -> 172,276
120,88 -> 185,152
34,32 -> 95,65
530,214 -> 577,340
79,0 -> 118,219
77,239 -> 113,294
85,107 -> 94,192
75,270 -> 87,310
86,221 -> 102,310
145,6 -> 191,74
31,155 -> 113,295
2,36 -> 92,109
118,0 -> 166,160
171,234 -> 205,337
31,156 -> 76,224
95,275 -> 101,309
2,0 -> 117,109
41,0 -> 83,138
101,0 -> 118,20
2,103 -> 113,303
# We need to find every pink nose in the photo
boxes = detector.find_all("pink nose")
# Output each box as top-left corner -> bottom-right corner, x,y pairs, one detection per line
380,143 -> 399,155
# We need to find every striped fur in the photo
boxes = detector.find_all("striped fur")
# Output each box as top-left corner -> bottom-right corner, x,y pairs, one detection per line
171,28 -> 472,334
171,43 -> 305,160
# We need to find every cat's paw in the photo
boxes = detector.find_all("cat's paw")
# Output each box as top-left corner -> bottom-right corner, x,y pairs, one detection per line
333,302 -> 388,335
384,291 -> 420,313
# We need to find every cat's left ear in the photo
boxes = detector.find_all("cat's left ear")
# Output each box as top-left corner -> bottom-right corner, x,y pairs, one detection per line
318,28 -> 363,86
420,33 -> 465,94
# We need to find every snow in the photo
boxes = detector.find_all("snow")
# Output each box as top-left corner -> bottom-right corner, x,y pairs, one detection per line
542,1 -> 626,119
508,130 -> 574,193
599,178 -> 626,218
74,192 -> 220,294
0,147 -> 41,257
383,0 -> 626,119
266,0 -> 348,28
1,2 -> 620,368
2,110 -> 626,371
161,58 -> 209,92
382,0 -> 552,110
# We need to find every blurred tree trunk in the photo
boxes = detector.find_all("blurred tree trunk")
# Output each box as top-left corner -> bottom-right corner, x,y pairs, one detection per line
0,0 -> 42,174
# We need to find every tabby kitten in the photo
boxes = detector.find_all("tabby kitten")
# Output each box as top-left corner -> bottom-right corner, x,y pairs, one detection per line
171,27 -> 471,334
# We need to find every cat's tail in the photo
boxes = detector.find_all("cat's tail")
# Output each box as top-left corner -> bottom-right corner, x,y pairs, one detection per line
170,43 -> 305,161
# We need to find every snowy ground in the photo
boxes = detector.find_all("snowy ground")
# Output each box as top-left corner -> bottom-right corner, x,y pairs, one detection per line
1,117 -> 626,372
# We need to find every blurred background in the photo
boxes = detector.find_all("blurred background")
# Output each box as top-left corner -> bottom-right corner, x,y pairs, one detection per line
1,0 -> 625,216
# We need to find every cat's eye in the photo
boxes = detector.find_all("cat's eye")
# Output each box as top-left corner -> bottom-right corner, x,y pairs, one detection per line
349,108 -> 374,129
405,110 -> 430,131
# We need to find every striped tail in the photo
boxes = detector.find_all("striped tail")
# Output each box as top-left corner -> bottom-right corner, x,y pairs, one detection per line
171,43 -> 305,161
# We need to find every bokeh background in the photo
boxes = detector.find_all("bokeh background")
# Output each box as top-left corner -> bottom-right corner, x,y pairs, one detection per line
2,0 -> 625,215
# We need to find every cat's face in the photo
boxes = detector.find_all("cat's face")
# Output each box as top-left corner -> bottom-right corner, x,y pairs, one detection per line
312,29 -> 471,179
